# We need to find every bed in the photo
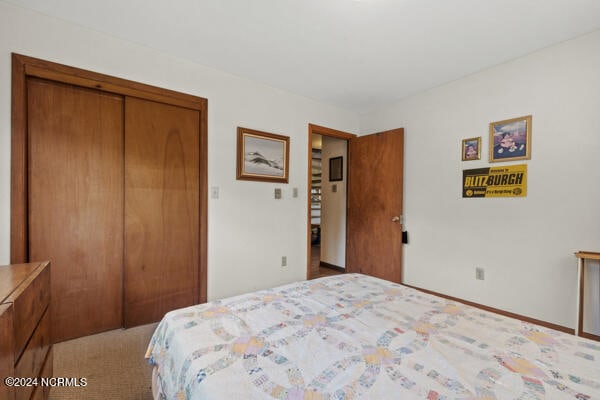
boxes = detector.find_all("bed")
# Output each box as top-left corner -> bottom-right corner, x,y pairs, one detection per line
146,273 -> 600,399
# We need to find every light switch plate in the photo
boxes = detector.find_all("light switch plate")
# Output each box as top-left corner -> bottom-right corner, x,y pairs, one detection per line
476,267 -> 485,280
274,188 -> 282,199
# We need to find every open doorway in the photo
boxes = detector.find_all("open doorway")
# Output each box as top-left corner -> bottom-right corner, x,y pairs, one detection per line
307,124 -> 356,280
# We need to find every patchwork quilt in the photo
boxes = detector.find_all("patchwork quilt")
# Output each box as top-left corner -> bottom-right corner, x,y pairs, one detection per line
146,274 -> 600,399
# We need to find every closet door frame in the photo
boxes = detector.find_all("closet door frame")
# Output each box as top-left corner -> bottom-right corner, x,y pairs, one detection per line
11,53 -> 208,304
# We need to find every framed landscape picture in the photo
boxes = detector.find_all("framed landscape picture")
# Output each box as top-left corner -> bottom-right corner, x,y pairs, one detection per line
236,127 -> 290,183
489,115 -> 532,162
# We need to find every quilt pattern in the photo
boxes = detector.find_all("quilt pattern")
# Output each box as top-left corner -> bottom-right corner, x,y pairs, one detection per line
146,274 -> 600,399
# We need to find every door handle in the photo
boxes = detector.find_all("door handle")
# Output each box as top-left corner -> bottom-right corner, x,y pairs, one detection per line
391,216 -> 400,223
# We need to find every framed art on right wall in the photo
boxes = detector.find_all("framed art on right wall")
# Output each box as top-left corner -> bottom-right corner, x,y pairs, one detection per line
489,115 -> 532,162
461,137 -> 481,161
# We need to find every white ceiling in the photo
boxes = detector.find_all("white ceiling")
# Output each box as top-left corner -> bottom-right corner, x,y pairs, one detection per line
7,0 -> 600,113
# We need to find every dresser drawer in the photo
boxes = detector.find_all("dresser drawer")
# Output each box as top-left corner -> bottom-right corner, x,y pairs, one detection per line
10,265 -> 50,361
0,261 -> 51,400
27,348 -> 53,400
30,386 -> 43,400
14,309 -> 51,400
0,304 -> 15,400
39,348 -> 53,400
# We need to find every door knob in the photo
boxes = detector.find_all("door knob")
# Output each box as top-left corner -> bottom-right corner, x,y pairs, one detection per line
391,216 -> 400,222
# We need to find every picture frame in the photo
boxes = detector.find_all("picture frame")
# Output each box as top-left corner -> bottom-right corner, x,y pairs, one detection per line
461,137 -> 481,161
489,115 -> 532,162
236,127 -> 290,183
329,156 -> 343,181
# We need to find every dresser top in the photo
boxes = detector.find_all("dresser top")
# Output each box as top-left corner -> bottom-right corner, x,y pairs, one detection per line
0,261 -> 49,304
575,251 -> 600,260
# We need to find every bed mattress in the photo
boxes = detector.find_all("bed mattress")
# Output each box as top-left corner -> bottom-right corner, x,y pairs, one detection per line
146,273 -> 600,399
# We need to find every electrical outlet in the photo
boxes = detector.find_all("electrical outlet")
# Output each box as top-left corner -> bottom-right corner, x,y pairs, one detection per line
274,188 -> 282,199
475,267 -> 485,280
210,186 -> 219,199
292,187 -> 298,198
281,256 -> 287,267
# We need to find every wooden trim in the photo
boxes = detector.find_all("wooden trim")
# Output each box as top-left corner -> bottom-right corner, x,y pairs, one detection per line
404,283 -> 574,335
309,123 -> 356,140
580,331 -> 600,341
575,251 -> 600,260
319,261 -> 345,273
578,258 -> 585,337
11,54 -> 28,264
16,54 -> 205,110
199,98 -> 208,304
307,124 -> 355,280
10,53 -> 208,304
306,126 -> 313,280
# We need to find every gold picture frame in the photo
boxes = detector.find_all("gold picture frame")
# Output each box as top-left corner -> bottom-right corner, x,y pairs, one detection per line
461,137 -> 481,161
236,127 -> 290,183
489,115 -> 532,163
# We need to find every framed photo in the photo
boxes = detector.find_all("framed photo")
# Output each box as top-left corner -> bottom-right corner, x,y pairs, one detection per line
489,115 -> 532,162
329,156 -> 343,181
461,137 -> 481,161
236,127 -> 289,183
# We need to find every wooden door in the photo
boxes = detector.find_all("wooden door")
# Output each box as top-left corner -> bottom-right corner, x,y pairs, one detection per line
347,129 -> 404,283
28,79 -> 124,342
124,97 -> 200,327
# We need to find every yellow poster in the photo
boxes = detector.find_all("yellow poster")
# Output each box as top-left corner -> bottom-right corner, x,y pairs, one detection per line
462,164 -> 527,198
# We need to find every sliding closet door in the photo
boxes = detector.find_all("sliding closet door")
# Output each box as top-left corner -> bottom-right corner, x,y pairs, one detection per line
124,97 -> 200,327
28,78 -> 124,342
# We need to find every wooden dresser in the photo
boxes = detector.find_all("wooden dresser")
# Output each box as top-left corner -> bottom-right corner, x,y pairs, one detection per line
0,261 -> 52,400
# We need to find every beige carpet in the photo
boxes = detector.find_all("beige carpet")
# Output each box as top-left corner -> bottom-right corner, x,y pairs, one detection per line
49,323 -> 157,400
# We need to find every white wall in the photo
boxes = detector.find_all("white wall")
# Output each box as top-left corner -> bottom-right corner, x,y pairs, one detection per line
360,30 -> 600,331
0,2 -> 359,300
320,136 -> 347,268
2,2 -> 597,332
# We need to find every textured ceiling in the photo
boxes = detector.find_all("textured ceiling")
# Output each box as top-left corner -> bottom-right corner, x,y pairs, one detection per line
7,0 -> 600,112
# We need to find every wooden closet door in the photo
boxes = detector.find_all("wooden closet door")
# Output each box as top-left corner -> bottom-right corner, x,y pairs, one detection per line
124,97 -> 200,327
28,79 -> 124,342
